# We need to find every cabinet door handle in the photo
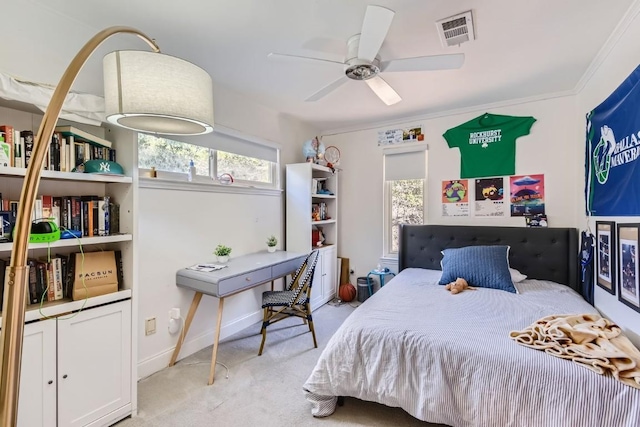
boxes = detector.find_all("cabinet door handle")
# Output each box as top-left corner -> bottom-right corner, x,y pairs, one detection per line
62,374 -> 68,379
47,380 -> 53,385
245,277 -> 251,281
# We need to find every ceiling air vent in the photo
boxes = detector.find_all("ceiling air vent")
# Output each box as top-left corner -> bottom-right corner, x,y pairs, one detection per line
436,10 -> 475,48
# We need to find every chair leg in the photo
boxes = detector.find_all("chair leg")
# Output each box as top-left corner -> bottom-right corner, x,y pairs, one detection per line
258,307 -> 269,356
307,304 -> 318,348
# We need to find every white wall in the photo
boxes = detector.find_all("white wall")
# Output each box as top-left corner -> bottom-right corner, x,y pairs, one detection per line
0,0 -> 323,379
137,85 -> 319,378
324,95 -> 580,279
575,5 -> 640,346
323,5 -> 640,344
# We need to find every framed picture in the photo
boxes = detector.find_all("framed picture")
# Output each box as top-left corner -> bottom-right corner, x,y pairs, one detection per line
596,221 -> 616,294
617,223 -> 640,313
0,210 -> 15,242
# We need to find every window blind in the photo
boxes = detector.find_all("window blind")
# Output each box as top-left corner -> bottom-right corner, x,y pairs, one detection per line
383,146 -> 427,181
180,126 -> 279,162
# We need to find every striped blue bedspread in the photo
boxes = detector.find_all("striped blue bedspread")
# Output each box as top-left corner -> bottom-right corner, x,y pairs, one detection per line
303,268 -> 640,426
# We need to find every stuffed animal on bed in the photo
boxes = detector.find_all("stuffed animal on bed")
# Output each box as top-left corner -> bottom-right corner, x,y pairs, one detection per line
445,277 -> 476,294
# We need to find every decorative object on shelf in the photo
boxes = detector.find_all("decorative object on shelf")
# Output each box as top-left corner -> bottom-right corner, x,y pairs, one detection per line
216,173 -> 234,185
214,244 -> 232,263
72,159 -> 125,175
302,136 -> 325,164
338,282 -> 356,302
0,26 -> 215,427
312,227 -> 325,247
187,159 -> 196,182
323,145 -> 340,165
266,235 -> 278,253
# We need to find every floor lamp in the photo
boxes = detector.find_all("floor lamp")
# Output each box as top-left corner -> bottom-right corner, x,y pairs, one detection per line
0,26 -> 214,426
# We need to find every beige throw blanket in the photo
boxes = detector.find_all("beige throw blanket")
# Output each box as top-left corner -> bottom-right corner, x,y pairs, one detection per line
510,314 -> 640,389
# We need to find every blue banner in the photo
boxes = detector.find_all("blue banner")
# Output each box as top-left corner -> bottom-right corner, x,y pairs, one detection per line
586,64 -> 640,216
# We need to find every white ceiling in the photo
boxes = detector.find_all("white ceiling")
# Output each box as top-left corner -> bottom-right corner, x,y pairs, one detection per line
4,0 -> 637,131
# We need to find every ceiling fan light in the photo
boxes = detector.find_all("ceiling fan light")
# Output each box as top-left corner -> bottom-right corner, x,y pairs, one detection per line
103,50 -> 214,135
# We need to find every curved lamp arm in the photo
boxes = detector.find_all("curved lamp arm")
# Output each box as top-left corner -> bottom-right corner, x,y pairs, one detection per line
0,26 -> 159,427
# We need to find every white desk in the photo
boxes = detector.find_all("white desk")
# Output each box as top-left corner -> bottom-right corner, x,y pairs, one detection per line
169,250 -> 306,384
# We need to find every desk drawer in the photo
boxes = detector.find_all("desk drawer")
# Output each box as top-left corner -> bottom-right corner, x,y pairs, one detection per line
218,267 -> 272,296
272,257 -> 305,278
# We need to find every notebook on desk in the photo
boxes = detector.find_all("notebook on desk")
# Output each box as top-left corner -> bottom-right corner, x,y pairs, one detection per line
187,263 -> 228,272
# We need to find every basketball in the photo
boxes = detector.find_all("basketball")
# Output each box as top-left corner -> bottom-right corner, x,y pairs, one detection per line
338,283 -> 356,302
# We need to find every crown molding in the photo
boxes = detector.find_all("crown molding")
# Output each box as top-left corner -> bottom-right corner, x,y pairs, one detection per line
320,89 -> 575,136
574,0 -> 640,94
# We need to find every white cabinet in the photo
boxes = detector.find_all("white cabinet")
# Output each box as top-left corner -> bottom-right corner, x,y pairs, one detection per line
1,104 -> 138,426
16,300 -> 132,427
17,320 -> 57,427
58,301 -> 132,427
286,163 -> 338,309
310,246 -> 337,309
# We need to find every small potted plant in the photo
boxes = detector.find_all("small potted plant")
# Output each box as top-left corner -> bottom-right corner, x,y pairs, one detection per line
214,244 -> 232,263
266,235 -> 278,253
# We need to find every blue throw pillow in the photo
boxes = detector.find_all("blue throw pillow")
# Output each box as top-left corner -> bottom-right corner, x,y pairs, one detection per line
438,245 -> 517,293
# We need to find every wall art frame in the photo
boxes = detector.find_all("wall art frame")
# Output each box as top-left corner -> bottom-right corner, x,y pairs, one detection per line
595,221 -> 616,294
617,223 -> 640,313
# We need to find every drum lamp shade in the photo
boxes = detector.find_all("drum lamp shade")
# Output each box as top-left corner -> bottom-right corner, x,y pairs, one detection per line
103,50 -> 214,135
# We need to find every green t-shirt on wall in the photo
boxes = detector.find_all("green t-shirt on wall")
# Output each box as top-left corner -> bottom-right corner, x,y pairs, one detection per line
443,113 -> 537,178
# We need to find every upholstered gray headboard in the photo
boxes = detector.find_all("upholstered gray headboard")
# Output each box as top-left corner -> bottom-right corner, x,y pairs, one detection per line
398,225 -> 579,292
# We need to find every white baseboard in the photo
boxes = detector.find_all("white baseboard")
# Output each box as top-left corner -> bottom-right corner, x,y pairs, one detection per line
137,309 -> 263,380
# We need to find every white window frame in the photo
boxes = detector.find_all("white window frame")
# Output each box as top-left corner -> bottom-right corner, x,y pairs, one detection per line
137,125 -> 281,195
382,144 -> 428,258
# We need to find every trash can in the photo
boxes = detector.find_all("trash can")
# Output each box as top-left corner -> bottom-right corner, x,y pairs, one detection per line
357,277 -> 370,303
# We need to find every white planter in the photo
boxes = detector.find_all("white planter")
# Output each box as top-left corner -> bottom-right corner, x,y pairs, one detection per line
217,255 -> 229,263
267,246 -> 276,253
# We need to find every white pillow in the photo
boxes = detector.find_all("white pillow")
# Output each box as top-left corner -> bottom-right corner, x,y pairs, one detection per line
509,267 -> 527,283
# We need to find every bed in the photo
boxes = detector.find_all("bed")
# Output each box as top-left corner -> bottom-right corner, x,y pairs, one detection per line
303,225 -> 640,426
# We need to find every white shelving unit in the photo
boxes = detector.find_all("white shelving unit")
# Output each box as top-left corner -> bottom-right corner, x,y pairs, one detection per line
286,163 -> 338,309
0,104 -> 138,426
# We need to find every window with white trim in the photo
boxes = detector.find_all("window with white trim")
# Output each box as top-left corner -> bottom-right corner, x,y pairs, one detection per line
138,127 -> 280,188
383,146 -> 427,255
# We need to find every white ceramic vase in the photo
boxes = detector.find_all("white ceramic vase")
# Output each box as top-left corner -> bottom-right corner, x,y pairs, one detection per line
217,255 -> 229,263
267,246 -> 276,253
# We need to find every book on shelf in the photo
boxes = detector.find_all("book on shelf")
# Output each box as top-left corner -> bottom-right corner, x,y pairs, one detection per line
54,125 -> 112,149
0,194 -> 121,239
0,125 -> 14,167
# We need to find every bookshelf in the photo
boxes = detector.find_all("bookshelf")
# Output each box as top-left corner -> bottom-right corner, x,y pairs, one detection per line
286,163 -> 338,309
0,104 -> 138,426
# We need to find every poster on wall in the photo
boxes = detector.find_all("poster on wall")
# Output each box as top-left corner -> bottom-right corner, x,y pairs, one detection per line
596,221 -> 616,295
474,177 -> 506,217
510,174 -> 545,217
586,64 -> 640,216
441,180 -> 469,217
378,125 -> 424,146
617,223 -> 640,313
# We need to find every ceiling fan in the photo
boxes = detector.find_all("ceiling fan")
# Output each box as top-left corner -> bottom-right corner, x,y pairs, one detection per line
268,5 -> 465,106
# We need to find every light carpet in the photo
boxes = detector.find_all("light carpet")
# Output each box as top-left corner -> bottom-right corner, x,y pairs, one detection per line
116,301 -> 443,427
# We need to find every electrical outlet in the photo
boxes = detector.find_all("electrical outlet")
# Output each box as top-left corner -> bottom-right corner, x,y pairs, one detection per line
145,317 -> 156,336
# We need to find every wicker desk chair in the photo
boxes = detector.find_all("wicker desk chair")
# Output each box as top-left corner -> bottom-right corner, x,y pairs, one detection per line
258,250 -> 320,355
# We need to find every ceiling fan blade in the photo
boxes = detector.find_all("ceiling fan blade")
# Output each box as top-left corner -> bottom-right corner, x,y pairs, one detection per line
365,75 -> 401,106
358,5 -> 395,62
305,76 -> 349,102
267,52 -> 344,66
380,53 -> 465,72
